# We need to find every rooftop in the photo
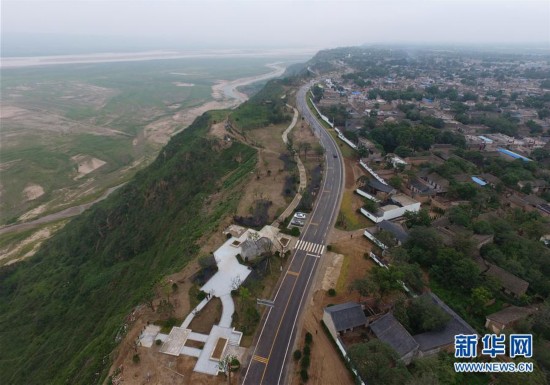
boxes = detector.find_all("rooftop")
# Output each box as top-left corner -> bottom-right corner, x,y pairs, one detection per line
368,178 -> 395,193
391,193 -> 419,207
377,220 -> 409,243
487,306 -> 537,326
485,263 -> 529,296
370,313 -> 419,358
324,302 -> 367,332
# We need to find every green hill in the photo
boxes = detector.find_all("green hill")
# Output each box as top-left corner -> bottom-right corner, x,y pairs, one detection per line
0,111 -> 257,384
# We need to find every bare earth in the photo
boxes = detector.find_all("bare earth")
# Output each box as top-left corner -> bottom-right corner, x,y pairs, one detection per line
0,220 -> 67,265
72,154 -> 107,178
144,63 -> 285,145
22,183 -> 45,201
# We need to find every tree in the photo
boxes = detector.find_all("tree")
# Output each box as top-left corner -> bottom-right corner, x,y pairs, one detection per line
302,142 -> 312,158
348,340 -> 411,385
404,209 -> 431,228
470,286 -> 492,313
350,277 -> 377,299
407,354 -> 457,385
389,175 -> 403,189
156,299 -> 174,317
526,119 -> 543,134
405,227 -> 443,266
218,354 -> 237,384
377,230 -> 397,248
363,199 -> 379,213
406,296 -> 450,334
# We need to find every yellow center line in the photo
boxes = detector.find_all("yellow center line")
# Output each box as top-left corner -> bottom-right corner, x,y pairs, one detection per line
259,252 -> 309,384
287,270 -> 299,276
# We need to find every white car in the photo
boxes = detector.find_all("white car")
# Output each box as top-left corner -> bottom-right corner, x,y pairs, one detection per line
294,212 -> 306,219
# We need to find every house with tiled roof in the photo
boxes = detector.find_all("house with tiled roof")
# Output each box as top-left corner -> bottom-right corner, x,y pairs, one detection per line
484,263 -> 529,298
369,312 -> 419,364
323,302 -> 368,340
485,306 -> 537,334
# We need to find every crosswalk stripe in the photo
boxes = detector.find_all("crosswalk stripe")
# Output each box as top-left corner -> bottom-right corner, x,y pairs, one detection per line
253,355 -> 269,364
294,240 -> 326,255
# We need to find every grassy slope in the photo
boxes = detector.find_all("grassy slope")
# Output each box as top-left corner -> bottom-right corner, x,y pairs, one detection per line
0,112 -> 257,384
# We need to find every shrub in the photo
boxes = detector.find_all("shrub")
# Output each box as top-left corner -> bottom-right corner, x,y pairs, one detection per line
197,290 -> 207,301
290,227 -> 300,237
326,245 -> 333,252
305,332 -> 313,345
303,345 -> 311,356
293,349 -> 302,361
155,339 -> 162,346
327,288 -> 336,297
132,354 -> 140,364
236,254 -> 244,264
300,355 -> 310,369
230,357 -> 240,371
300,369 -> 309,382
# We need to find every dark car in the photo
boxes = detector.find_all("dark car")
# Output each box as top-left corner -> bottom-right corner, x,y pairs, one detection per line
333,154 -> 338,158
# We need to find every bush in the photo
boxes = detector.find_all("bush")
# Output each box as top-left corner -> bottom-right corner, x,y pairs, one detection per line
290,227 -> 300,237
230,357 -> 240,371
301,355 -> 310,369
293,349 -> 302,361
236,254 -> 244,264
132,354 -> 140,364
327,288 -> 336,297
300,369 -> 309,382
155,339 -> 162,346
303,345 -> 311,356
326,245 -> 333,252
197,290 -> 207,301
305,332 -> 313,345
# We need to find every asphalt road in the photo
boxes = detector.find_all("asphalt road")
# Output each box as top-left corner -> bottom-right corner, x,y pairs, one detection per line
241,82 -> 345,385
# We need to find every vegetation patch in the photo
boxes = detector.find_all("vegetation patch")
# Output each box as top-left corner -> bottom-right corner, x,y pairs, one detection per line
0,111 -> 256,385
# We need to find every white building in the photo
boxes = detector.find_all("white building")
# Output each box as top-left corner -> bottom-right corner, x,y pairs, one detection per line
360,193 -> 421,223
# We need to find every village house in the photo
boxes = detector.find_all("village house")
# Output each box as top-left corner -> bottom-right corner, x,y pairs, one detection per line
323,302 -> 368,341
368,294 -> 478,361
369,313 -> 419,364
360,193 -> 421,223
484,263 -> 529,298
485,306 -> 537,334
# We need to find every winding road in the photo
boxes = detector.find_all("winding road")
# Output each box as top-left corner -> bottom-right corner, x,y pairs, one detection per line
241,82 -> 345,385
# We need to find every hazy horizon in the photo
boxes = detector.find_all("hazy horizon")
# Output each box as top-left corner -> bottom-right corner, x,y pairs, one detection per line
2,0 -> 550,57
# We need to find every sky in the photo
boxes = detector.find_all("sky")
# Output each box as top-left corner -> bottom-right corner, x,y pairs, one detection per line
2,0 -> 550,56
